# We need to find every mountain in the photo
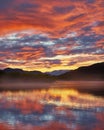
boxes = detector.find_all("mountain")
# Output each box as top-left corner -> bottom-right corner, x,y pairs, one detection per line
4,68 -> 23,73
3,68 -> 43,75
46,70 -> 69,76
58,62 -> 104,80
0,62 -> 104,82
0,68 -> 54,83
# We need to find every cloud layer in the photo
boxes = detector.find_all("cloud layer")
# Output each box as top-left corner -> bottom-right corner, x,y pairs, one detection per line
0,0 -> 104,72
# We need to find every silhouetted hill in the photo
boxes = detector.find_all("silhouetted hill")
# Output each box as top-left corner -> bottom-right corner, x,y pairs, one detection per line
0,62 -> 104,82
58,62 -> 104,80
4,68 -> 23,73
0,68 -> 55,83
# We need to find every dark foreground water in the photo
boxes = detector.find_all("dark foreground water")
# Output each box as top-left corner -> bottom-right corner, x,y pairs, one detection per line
0,88 -> 104,130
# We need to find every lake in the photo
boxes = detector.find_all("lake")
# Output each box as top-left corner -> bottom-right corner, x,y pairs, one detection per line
0,83 -> 104,130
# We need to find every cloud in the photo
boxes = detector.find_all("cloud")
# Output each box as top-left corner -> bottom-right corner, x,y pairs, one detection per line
0,0 -> 103,36
0,0 -> 104,71
0,0 -> 14,11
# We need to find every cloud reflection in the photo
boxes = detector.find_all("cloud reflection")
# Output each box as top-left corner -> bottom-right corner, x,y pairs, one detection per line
0,89 -> 104,130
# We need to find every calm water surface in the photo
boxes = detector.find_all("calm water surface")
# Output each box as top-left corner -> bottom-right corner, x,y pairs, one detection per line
0,87 -> 104,130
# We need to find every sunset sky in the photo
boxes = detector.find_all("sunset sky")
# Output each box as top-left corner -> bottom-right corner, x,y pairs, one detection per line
0,0 -> 104,72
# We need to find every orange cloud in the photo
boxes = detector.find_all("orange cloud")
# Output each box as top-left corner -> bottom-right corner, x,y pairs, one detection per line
0,0 -> 103,71
0,0 -> 103,37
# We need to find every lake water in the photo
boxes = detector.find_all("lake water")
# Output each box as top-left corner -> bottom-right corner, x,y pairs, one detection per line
0,88 -> 104,130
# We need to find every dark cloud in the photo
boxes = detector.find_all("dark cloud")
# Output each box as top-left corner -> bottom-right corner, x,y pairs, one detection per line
0,0 -> 13,10
54,6 -> 75,14
66,14 -> 85,22
15,3 -> 39,13
86,0 -> 96,4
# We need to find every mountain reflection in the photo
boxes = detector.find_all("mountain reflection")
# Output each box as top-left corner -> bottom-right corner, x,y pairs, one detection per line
0,88 -> 104,130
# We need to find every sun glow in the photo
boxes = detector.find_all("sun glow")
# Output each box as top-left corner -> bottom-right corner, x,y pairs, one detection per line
1,88 -> 104,112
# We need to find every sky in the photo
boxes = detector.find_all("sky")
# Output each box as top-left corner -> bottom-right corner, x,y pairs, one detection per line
0,0 -> 104,72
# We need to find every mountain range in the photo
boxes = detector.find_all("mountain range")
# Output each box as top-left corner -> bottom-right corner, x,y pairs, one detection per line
0,62 -> 104,82
58,62 -> 104,80
46,70 -> 69,76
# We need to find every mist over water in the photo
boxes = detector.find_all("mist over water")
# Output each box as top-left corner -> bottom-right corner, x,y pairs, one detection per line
0,81 -> 104,96
0,81 -> 104,130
